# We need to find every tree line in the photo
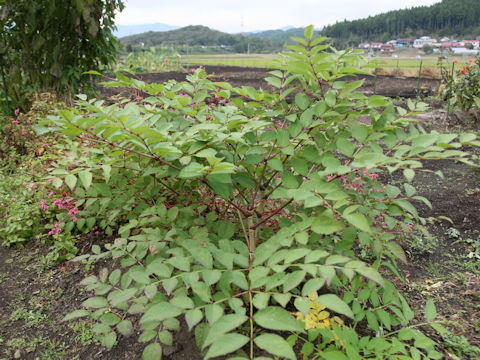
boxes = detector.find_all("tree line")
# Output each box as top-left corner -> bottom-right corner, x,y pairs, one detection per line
322,0 -> 480,48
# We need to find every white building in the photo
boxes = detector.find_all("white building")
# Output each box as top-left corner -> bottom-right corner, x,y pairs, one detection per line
413,36 -> 437,48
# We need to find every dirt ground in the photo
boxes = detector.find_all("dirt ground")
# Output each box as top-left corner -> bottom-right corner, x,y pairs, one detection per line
99,65 -> 441,100
1,67 -> 479,359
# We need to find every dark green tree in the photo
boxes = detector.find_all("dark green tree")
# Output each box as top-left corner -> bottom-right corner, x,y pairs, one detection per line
0,0 -> 124,109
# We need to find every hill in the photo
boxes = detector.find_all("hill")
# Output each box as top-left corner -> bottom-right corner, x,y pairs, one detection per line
114,23 -> 180,38
322,0 -> 480,48
119,25 -> 286,54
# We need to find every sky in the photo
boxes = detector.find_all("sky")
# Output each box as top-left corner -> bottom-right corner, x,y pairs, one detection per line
115,0 -> 442,33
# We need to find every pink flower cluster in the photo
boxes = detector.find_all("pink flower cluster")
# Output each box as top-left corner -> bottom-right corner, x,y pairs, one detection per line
40,200 -> 49,211
162,57 -> 169,66
41,196 -> 81,235
48,220 -> 62,235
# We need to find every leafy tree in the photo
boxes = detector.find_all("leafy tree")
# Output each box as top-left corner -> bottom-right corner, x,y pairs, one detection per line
422,44 -> 434,54
0,0 -> 124,110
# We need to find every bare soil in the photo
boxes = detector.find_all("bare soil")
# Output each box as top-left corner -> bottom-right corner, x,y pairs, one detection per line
99,65 -> 441,100
1,66 -> 479,359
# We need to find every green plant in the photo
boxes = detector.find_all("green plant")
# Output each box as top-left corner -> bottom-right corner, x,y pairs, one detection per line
70,320 -> 98,346
442,57 -> 480,116
46,27 -> 480,359
441,331 -> 480,359
114,48 -> 183,73
0,168 -> 50,246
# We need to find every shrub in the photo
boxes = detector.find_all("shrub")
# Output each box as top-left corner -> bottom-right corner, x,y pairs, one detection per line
442,58 -> 480,116
44,27 -> 479,359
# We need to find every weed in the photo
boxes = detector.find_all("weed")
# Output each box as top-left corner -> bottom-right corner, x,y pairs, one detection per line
442,331 -> 480,359
70,319 -> 98,346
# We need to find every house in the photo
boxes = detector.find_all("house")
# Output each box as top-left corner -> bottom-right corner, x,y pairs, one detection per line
441,41 -> 461,49
460,40 -> 480,49
396,38 -> 414,47
413,36 -> 437,48
380,44 -> 395,52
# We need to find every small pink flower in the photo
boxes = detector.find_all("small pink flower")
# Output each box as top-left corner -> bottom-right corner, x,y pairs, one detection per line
14,108 -> 20,116
12,119 -> 19,124
40,200 -> 49,211
21,129 -> 26,135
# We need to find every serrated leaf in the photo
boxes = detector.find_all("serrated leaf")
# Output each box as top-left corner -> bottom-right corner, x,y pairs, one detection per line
254,334 -> 296,360
254,306 -> 304,332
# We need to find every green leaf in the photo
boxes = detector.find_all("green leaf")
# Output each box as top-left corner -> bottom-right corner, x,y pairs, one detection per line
254,306 -> 304,332
353,266 -> 384,286
65,174 -> 77,191
268,158 -> 283,171
253,293 -> 270,309
109,288 -> 138,307
205,333 -> 249,359
140,302 -> 182,325
142,342 -> 162,360
403,168 -> 415,182
109,269 -> 121,286
277,129 -> 290,147
304,25 -> 314,40
312,215 -> 344,235
192,282 -> 212,302
283,270 -> 307,293
295,93 -> 310,110
62,309 -> 90,321
179,162 -> 204,178
117,320 -> 133,337
78,170 -> 93,190
103,331 -> 117,350
424,299 -> 437,321
343,213 -> 371,233
158,330 -> 173,346
316,294 -> 354,319
185,309 -> 203,330
254,333 -> 296,360
129,269 -> 151,284
301,278 -> 325,296
203,314 -> 249,348
82,297 -> 108,309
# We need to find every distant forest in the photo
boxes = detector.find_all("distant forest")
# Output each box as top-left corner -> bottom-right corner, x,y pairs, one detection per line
119,25 -> 302,54
322,0 -> 480,48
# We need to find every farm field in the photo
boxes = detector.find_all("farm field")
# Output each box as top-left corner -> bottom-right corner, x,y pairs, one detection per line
181,53 -> 475,78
